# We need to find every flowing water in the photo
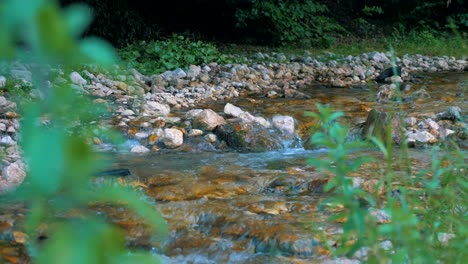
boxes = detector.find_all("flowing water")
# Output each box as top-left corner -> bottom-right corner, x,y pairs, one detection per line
0,72 -> 466,263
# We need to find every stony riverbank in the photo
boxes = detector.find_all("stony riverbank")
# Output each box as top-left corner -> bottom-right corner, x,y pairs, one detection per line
0,52 -> 467,192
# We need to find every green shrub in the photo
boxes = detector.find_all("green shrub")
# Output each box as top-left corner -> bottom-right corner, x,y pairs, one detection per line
308,104 -> 467,263
119,34 -> 229,75
233,0 -> 344,47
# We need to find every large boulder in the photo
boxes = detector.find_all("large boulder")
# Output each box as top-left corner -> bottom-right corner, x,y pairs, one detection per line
362,109 -> 403,144
214,118 -> 283,152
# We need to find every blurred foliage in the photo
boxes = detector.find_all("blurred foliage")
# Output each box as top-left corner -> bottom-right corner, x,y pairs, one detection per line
0,0 -> 166,263
119,34 -> 232,75
307,104 -> 467,263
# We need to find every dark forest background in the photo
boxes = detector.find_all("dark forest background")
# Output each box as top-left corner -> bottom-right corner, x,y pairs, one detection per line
58,0 -> 467,47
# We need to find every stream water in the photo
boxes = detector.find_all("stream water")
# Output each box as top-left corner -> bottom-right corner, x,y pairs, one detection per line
0,72 -> 466,263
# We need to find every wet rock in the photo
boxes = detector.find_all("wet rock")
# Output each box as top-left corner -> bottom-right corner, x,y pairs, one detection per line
375,66 -> 402,83
271,115 -> 295,137
191,109 -> 225,131
435,106 -> 462,121
161,128 -> 184,149
404,88 -> 431,102
214,118 -> 283,152
362,109 -> 402,144
130,145 -> 150,153
70,71 -> 86,86
141,101 -> 170,117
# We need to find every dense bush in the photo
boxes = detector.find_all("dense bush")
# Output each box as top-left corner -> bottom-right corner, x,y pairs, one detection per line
59,0 -> 161,47
232,0 -> 344,46
119,34 -> 229,75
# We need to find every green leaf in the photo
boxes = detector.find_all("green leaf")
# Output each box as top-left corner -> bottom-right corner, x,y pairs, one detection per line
79,37 -> 116,66
64,4 -> 92,38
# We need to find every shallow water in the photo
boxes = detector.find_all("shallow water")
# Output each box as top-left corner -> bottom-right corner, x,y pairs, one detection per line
0,72 -> 466,263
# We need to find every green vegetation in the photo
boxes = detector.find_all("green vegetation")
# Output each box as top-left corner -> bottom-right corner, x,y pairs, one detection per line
119,34 -> 232,75
308,104 -> 467,263
0,0 -> 166,263
233,0 -> 344,47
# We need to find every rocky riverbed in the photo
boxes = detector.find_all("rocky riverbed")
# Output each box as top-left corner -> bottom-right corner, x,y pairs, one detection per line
1,51 -> 466,192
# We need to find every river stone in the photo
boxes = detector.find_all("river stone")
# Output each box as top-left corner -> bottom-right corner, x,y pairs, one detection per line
376,84 -> 398,102
70,71 -> 86,85
130,145 -> 150,153
188,129 -> 204,137
0,161 -> 26,193
406,130 -> 437,145
192,109 -> 225,131
115,81 -> 128,92
236,112 -> 271,128
161,128 -> 184,148
214,118 -> 283,152
173,68 -> 187,79
142,101 -> 170,117
121,109 -> 135,116
436,106 -> 462,121
187,65 -> 201,79
135,132 -> 149,140
272,115 -> 295,137
204,133 -> 217,143
224,103 -> 244,118
362,109 -> 402,144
